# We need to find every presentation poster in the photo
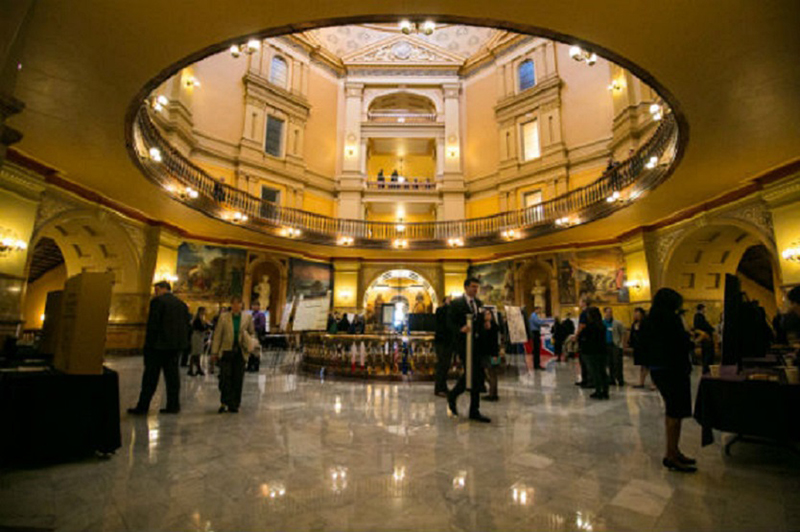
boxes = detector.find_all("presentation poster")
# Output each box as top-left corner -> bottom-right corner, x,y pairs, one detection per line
505,306 -> 528,344
293,293 -> 330,331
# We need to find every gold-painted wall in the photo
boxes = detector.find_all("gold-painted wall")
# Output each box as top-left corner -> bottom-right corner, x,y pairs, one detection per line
367,154 -> 435,180
191,54 -> 248,143
464,69 -> 500,180
466,196 -> 500,219
21,263 -> 67,328
304,67 -> 339,177
303,192 -> 335,217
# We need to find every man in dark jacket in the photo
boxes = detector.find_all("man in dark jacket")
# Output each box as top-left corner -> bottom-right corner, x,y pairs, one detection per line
433,296 -> 452,397
447,278 -> 490,422
128,281 -> 191,414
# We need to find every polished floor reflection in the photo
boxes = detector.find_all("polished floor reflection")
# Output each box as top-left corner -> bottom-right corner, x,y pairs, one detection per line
1,353 -> 799,531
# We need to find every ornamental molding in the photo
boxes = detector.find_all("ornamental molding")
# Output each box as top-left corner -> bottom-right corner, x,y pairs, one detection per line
716,200 -> 775,245
342,35 -> 464,67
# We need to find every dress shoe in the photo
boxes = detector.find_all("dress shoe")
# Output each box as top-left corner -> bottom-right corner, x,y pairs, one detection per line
434,391 -> 448,398
447,396 -> 458,417
482,395 -> 499,402
663,457 -> 697,473
229,407 -> 239,413
127,407 -> 147,415
218,405 -> 228,414
469,413 -> 491,423
677,452 -> 697,465
159,408 -> 180,414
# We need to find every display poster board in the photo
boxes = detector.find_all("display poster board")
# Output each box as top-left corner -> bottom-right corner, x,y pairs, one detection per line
381,304 -> 395,326
292,292 -> 331,331
505,305 -> 528,344
279,299 -> 294,332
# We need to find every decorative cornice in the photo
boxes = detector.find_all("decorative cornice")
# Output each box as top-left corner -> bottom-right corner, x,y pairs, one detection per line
342,34 -> 464,67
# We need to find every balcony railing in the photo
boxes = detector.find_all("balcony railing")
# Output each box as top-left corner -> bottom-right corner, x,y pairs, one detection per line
133,106 -> 678,249
366,178 -> 437,191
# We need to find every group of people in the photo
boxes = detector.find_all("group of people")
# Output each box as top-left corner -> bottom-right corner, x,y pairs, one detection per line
326,312 -> 366,334
127,281 -> 267,416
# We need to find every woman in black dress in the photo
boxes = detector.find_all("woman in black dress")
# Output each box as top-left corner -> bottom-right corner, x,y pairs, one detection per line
642,288 -> 697,472
629,307 -> 652,389
579,306 -> 608,399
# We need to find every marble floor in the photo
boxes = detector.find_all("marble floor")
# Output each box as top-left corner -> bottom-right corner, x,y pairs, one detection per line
1,353 -> 799,531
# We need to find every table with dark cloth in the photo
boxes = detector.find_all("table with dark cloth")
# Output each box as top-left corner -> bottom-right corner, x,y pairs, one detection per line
0,367 -> 121,464
693,374 -> 800,451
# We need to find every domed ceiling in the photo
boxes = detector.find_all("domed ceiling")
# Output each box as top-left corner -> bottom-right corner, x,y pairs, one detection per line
305,24 -> 503,62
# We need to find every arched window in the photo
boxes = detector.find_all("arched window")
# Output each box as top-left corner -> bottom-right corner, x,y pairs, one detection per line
270,56 -> 288,88
518,59 -> 536,91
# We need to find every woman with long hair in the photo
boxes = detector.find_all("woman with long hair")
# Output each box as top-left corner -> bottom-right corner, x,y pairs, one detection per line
188,307 -> 210,376
579,306 -> 609,399
642,288 -> 697,472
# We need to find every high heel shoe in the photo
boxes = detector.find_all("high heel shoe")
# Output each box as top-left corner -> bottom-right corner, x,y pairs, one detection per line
663,457 -> 697,473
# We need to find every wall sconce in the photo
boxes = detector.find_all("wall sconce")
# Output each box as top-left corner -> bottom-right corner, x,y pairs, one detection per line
447,148 -> 458,158
345,146 -> 357,158
607,79 -> 623,92
230,39 -> 260,58
447,237 -> 464,247
281,227 -> 301,238
230,211 -> 249,223
649,103 -> 663,121
624,280 -> 642,290
399,19 -> 435,35
338,236 -> 354,246
151,94 -> 169,112
155,270 -> 179,284
395,218 -> 406,232
184,76 -> 200,88
606,190 -> 622,203
782,243 -> 800,262
165,184 -> 198,199
555,216 -> 576,228
501,229 -> 518,240
569,46 -> 597,65
0,232 -> 28,255
148,147 -> 163,162
338,290 -> 353,301
393,239 -> 408,249
645,156 -> 659,169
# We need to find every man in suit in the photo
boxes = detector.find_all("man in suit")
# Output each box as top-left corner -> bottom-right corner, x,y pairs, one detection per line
211,296 -> 256,413
128,281 -> 191,415
433,296 -> 452,397
447,278 -> 490,423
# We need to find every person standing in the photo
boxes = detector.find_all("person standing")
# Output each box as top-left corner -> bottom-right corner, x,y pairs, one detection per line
128,281 -> 190,415
480,309 -> 501,402
211,296 -> 256,413
579,306 -> 609,399
188,307 -> 210,377
642,288 -> 697,473
434,296 -> 452,397
603,307 -> 626,385
693,304 -> 716,374
528,306 -> 546,370
629,307 -> 652,388
447,278 -> 490,422
247,301 -> 266,372
575,298 -> 593,388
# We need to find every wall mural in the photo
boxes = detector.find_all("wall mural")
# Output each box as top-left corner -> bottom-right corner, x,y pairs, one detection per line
571,248 -> 629,304
467,260 -> 514,307
175,243 -> 246,301
288,258 -> 332,299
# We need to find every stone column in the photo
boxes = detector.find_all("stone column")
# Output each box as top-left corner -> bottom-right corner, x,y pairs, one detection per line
337,83 -> 365,219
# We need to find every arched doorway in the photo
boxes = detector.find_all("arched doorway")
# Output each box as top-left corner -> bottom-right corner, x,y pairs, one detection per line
362,269 -> 439,325
21,237 -> 66,330
662,223 -> 781,323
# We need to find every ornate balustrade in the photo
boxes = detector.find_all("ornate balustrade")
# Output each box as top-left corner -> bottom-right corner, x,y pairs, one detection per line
133,105 -> 678,249
365,179 -> 437,191
366,111 -> 437,123
300,332 -> 438,380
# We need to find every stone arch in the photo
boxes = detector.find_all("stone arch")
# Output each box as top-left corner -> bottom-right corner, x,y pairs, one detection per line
661,220 -> 782,321
515,256 -> 558,317
243,254 -> 288,329
361,268 -> 439,318
364,89 -> 442,116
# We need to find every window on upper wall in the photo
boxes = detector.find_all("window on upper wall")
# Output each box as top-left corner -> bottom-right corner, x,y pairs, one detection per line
261,185 -> 280,204
264,116 -> 284,157
518,59 -> 536,91
523,190 -> 542,208
521,119 -> 541,161
270,56 -> 288,88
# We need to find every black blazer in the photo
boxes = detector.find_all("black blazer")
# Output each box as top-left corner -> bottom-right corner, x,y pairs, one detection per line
448,295 -> 483,357
434,304 -> 450,342
145,292 -> 190,352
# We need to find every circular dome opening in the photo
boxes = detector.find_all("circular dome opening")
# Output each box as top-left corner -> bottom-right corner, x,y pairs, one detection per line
128,17 -> 683,250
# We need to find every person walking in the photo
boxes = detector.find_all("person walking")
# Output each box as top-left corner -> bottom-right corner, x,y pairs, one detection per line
528,306 -> 546,370
433,296 -> 452,397
211,296 -> 256,413
128,281 -> 191,415
447,278 -> 490,422
188,307 -> 210,376
579,306 -> 608,399
642,288 -> 697,472
480,309 -> 501,402
603,307 -> 626,385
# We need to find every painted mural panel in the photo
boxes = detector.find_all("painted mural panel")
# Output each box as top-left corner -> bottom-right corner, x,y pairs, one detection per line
175,243 -> 246,300
574,248 -> 629,304
467,260 -> 514,307
288,258 -> 332,299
